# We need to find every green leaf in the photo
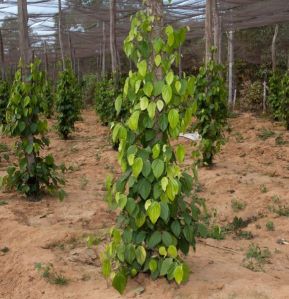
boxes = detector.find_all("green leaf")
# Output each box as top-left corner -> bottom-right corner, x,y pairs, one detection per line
132,157 -> 143,178
162,85 -> 172,104
165,71 -> 174,86
159,246 -> 167,256
176,144 -> 185,162
147,102 -> 156,119
160,201 -> 170,222
135,80 -> 141,93
160,258 -> 173,276
168,109 -> 179,129
171,220 -> 181,237
152,144 -> 160,159
112,271 -> 127,294
102,259 -> 111,279
156,100 -> 164,112
137,60 -> 147,77
138,178 -> 151,199
140,97 -> 149,110
161,177 -> 168,192
152,159 -> 164,179
167,245 -> 178,258
135,212 -> 146,228
149,259 -> 158,272
175,81 -> 181,94
162,231 -> 173,247
135,246 -> 146,265
174,265 -> 183,285
127,111 -> 140,132
148,231 -> 162,249
143,82 -> 153,97
142,160 -> 151,177
154,54 -> 161,67
25,143 -> 33,154
115,95 -> 122,115
147,201 -> 161,224
125,244 -> 136,264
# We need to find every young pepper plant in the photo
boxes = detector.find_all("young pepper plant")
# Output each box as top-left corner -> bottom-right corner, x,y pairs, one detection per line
101,10 -> 206,294
0,60 -> 65,200
56,62 -> 81,139
192,58 -> 228,165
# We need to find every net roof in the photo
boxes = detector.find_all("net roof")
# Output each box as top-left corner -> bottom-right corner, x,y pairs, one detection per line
1,0 -> 289,74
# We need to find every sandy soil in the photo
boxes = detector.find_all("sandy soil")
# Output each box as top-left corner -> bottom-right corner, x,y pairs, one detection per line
0,110 -> 289,299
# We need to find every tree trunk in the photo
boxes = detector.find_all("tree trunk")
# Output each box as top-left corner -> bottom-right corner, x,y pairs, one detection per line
271,25 -> 279,73
0,30 -> 5,79
228,30 -> 234,106
146,0 -> 164,80
58,0 -> 65,69
44,41 -> 49,76
102,22 -> 106,78
212,0 -> 220,63
205,0 -> 213,65
110,0 -> 118,82
68,31 -> 73,64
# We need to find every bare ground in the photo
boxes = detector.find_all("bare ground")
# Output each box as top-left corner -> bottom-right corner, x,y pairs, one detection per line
0,110 -> 289,299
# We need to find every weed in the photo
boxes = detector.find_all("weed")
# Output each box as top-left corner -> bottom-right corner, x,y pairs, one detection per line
86,234 -> 101,248
235,230 -> 254,240
266,221 -> 275,231
0,200 -> 8,206
242,243 -> 271,272
274,205 -> 289,217
231,198 -> 246,212
258,128 -> 275,140
275,134 -> 287,146
260,184 -> 268,193
35,262 -> 68,285
0,143 -> 9,153
80,176 -> 89,190
272,195 -> 281,203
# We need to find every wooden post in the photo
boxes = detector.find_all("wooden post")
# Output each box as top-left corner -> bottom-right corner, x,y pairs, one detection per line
146,0 -> 164,80
18,0 -> 36,180
205,0 -> 213,65
0,30 -> 5,79
228,30 -> 234,106
102,22 -> 106,78
58,0 -> 65,69
44,41 -> 49,76
178,46 -> 182,77
263,81 -> 267,113
68,31 -> 73,63
272,25 -> 279,72
212,0 -> 220,63
110,0 -> 118,81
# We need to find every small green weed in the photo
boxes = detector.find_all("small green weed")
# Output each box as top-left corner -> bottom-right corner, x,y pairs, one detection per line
0,246 -> 9,253
260,184 -> 268,193
35,263 -> 68,285
0,200 -> 8,206
242,243 -> 271,272
275,134 -> 287,146
231,198 -> 246,212
266,221 -> 275,231
258,128 -> 275,141
235,230 -> 254,240
80,176 -> 89,190
0,143 -> 9,153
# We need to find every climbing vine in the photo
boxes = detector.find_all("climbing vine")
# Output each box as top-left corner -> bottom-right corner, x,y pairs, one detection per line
56,62 -> 81,139
101,10 -> 206,294
0,60 -> 64,199
0,79 -> 10,125
193,58 -> 228,165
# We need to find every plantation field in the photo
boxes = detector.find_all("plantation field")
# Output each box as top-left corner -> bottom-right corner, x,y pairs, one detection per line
1,109 -> 289,299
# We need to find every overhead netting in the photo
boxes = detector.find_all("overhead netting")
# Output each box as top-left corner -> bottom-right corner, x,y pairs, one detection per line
0,0 -> 289,75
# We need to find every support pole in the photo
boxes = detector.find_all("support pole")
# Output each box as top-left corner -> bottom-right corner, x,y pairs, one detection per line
271,25 -> 279,73
205,0 -> 213,65
0,30 -> 5,79
228,30 -> 234,106
58,0 -> 65,69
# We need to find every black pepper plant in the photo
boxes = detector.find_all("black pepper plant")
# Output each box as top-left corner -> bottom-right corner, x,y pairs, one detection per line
56,62 -> 81,139
193,58 -> 228,165
0,60 -> 64,199
101,9 -> 207,294
0,79 -> 10,125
